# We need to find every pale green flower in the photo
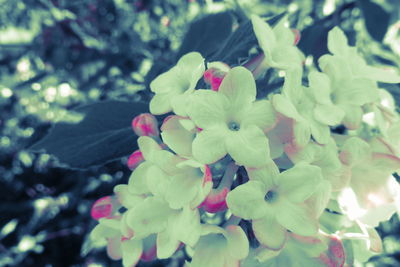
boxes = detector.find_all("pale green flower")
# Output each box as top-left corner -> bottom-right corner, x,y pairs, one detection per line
363,89 -> 400,140
241,233 -> 340,267
251,15 -> 304,70
285,137 -> 350,192
188,66 -> 276,167
160,115 -> 196,158
338,137 -> 400,226
149,52 -> 205,115
165,159 -> 213,209
227,162 -> 322,249
188,225 -> 249,267
90,217 -> 143,267
320,27 -> 400,84
126,196 -> 202,258
272,69 -> 330,145
307,70 -> 380,130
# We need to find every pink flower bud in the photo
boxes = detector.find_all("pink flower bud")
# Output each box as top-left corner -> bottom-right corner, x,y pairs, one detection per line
91,196 -> 119,220
204,63 -> 230,91
132,113 -> 159,137
199,187 -> 230,213
127,149 -> 144,170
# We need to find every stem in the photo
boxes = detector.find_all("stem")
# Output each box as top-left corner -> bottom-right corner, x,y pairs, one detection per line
217,161 -> 238,190
222,215 -> 241,227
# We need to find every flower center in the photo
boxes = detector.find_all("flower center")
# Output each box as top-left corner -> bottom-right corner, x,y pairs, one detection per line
228,121 -> 240,131
264,190 -> 278,203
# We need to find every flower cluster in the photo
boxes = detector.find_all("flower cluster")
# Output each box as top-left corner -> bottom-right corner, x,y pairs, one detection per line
89,15 -> 400,266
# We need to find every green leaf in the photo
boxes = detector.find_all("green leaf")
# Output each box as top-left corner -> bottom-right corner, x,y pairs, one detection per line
357,0 -> 389,42
177,12 -> 233,59
30,101 -> 148,169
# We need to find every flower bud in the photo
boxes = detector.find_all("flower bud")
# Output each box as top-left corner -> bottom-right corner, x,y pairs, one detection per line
127,149 -> 144,170
132,113 -> 159,137
91,195 -> 119,220
199,187 -> 230,213
204,62 -> 230,91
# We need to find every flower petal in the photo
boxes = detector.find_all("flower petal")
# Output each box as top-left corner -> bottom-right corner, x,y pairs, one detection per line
156,229 -> 180,259
150,67 -> 185,94
276,200 -> 318,236
146,165 -> 170,198
190,235 -> 226,267
327,27 -> 349,55
251,15 -> 277,60
137,136 -> 162,162
171,93 -> 191,116
149,93 -> 172,115
309,120 -> 330,145
177,52 -> 205,85
252,216 -> 287,250
362,66 -> 400,83
225,125 -> 270,167
336,79 -> 379,106
225,225 -> 249,260
293,119 -> 311,147
306,180 -> 332,218
218,66 -> 257,107
242,100 -> 276,131
308,71 -> 332,105
171,207 -> 202,247
192,127 -> 228,164
165,172 -> 200,209
226,181 -> 268,220
272,94 -> 301,120
313,104 -> 345,126
339,104 -> 363,130
114,184 -> 144,209
277,162 -> 322,203
127,197 -> 172,238
161,116 -> 194,157
127,161 -> 152,195
246,161 -> 279,187
188,89 -> 229,128
121,238 -> 143,267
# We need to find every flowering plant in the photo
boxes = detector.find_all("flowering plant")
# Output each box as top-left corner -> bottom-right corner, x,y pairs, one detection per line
34,12 -> 400,267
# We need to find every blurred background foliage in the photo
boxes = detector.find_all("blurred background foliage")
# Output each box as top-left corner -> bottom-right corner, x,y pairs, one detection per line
0,0 -> 399,266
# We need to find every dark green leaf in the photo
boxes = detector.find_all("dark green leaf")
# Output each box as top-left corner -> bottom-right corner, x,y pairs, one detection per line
30,101 -> 147,169
357,0 -> 390,42
298,24 -> 331,62
177,12 -> 233,59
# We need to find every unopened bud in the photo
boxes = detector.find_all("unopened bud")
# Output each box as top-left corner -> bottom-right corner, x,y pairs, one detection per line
127,150 -> 144,170
132,113 -> 159,137
204,62 -> 230,91
91,196 -> 119,220
199,187 -> 229,213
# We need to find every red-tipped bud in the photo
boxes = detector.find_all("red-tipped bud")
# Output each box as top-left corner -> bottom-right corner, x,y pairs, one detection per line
292,29 -> 301,45
204,62 -> 230,91
199,187 -> 230,213
127,149 -> 144,170
132,113 -> 159,137
91,196 -> 119,220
